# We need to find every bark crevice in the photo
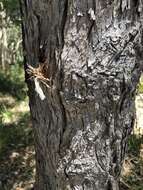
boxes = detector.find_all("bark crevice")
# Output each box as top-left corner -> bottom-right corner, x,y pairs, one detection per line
20,0 -> 143,189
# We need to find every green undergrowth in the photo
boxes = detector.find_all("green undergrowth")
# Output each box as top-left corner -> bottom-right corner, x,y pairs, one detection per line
0,64 -> 35,190
137,75 -> 143,94
121,134 -> 143,190
0,112 -> 32,155
0,64 -> 27,100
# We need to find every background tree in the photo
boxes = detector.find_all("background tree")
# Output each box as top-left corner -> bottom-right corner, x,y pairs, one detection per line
0,0 -> 22,71
20,0 -> 143,190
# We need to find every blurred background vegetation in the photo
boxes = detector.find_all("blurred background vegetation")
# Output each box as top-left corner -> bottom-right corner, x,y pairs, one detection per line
0,0 -> 143,190
0,1 -> 35,189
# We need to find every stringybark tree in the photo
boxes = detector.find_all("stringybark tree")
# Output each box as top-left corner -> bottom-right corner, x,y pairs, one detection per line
20,0 -> 143,189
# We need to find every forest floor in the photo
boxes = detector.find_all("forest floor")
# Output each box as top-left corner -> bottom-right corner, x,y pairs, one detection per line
0,69 -> 143,190
0,68 -> 35,190
121,95 -> 143,190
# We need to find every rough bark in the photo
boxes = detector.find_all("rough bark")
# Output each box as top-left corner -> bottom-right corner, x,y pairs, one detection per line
20,0 -> 143,190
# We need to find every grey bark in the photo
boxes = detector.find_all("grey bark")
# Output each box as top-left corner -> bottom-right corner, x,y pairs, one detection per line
20,0 -> 143,190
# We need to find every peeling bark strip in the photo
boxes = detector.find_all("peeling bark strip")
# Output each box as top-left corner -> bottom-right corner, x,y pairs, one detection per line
20,0 -> 143,190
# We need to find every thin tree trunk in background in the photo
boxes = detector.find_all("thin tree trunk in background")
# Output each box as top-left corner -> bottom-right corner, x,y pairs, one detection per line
1,27 -> 7,70
20,0 -> 143,189
0,2 -> 7,71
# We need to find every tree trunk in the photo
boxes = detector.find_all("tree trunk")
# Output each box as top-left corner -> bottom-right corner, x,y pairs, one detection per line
0,2 -> 8,71
20,0 -> 143,189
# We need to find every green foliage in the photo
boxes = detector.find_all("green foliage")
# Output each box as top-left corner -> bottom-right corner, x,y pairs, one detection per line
0,60 -> 34,189
128,134 -> 143,156
138,82 -> 143,94
0,1 -> 35,189
0,0 -> 22,68
0,112 -> 32,154
7,24 -> 23,63
0,68 -> 34,189
137,75 -> 143,94
121,134 -> 143,190
0,105 -> 13,124
0,0 -> 20,25
0,64 -> 26,100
